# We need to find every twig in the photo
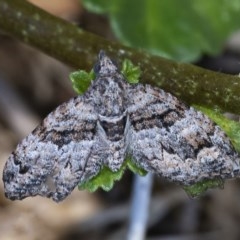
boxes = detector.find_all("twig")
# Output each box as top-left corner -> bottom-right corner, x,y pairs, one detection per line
0,0 -> 239,114
127,173 -> 153,240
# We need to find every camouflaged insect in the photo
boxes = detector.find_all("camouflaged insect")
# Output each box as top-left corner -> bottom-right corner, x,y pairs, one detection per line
3,51 -> 240,202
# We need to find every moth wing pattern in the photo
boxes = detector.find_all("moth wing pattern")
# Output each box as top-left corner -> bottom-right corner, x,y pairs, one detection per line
127,83 -> 240,185
3,96 -> 102,202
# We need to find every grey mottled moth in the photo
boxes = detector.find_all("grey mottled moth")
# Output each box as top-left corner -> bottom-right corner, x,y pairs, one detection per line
3,51 -> 240,202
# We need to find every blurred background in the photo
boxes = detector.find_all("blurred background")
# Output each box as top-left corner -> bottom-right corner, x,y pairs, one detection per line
1,0 -> 240,239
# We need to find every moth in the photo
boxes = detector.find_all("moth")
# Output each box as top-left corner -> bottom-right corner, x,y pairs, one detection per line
3,51 -> 240,202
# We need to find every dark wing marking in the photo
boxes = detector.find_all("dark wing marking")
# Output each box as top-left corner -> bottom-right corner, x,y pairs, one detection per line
127,84 -> 240,185
3,96 -> 101,202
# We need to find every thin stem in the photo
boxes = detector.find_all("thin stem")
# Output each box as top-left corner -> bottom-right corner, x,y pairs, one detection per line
0,0 -> 239,114
127,173 -> 153,240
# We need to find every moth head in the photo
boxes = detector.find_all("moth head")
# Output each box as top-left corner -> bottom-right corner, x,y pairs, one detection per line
94,50 -> 118,76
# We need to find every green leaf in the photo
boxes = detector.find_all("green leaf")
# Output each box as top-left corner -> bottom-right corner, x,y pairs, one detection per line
126,157 -> 147,176
70,69 -> 95,95
121,59 -> 141,84
83,0 -> 240,62
78,165 -> 126,192
184,178 -> 224,198
78,158 -> 147,192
